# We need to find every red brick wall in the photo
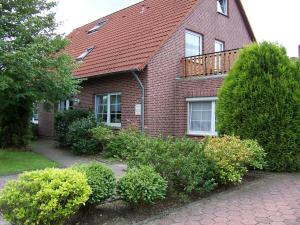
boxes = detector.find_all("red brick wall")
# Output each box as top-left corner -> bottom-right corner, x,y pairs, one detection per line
37,105 -> 55,137
77,72 -> 144,129
174,76 -> 224,136
38,72 -> 145,137
145,0 -> 252,136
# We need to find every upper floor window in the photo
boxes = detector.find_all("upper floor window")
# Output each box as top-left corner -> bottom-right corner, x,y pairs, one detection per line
217,0 -> 228,15
215,40 -> 224,52
95,93 -> 121,127
187,97 -> 218,136
185,30 -> 202,57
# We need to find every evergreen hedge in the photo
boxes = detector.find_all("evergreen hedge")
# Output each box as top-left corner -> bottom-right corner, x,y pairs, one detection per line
217,42 -> 300,172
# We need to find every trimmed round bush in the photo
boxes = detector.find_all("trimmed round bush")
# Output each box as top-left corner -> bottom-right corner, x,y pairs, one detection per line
54,108 -> 91,147
73,162 -> 116,205
91,124 -> 114,150
217,42 -> 300,172
0,168 -> 91,225
117,166 -> 168,205
66,116 -> 98,155
204,136 -> 264,185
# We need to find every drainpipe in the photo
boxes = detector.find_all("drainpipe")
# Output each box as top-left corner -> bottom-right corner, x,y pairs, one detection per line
131,70 -> 145,133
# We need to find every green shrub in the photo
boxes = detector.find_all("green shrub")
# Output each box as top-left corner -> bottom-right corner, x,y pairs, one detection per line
66,116 -> 98,155
204,136 -> 265,185
105,128 -> 147,160
0,168 -> 91,225
91,124 -> 114,150
243,139 -> 266,170
117,166 -> 167,205
73,162 -> 116,205
217,42 -> 300,172
129,137 -> 217,194
54,109 -> 91,147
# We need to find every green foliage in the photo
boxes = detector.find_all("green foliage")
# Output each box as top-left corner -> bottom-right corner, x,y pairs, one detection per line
66,116 -> 98,155
0,168 -> 91,225
54,109 -> 91,147
117,166 -> 167,205
217,42 -> 300,172
91,124 -> 114,150
0,150 -> 57,176
105,128 -> 147,160
73,162 -> 116,205
129,135 -> 217,194
243,139 -> 266,170
0,0 -> 80,147
204,136 -> 265,185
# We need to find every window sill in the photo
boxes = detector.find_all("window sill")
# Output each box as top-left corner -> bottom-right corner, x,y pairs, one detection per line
217,11 -> 229,17
187,132 -> 218,137
106,123 -> 121,129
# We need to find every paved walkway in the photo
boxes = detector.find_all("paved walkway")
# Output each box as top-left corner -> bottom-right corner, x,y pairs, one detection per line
31,139 -> 127,177
142,173 -> 300,225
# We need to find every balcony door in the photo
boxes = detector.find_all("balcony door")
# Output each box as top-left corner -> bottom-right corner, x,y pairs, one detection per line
215,40 -> 224,73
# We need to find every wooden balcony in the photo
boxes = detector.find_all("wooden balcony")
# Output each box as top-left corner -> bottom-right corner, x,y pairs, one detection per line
182,48 -> 240,78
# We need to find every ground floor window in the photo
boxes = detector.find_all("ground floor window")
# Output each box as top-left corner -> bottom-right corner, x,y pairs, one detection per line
187,97 -> 217,136
58,100 -> 73,112
95,93 -> 121,127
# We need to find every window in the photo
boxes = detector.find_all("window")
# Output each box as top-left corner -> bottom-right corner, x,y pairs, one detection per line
87,20 -> 106,34
187,97 -> 217,136
217,0 -> 228,15
215,40 -> 224,53
76,46 -> 94,62
95,93 -> 121,127
215,40 -> 225,72
58,100 -> 73,112
185,30 -> 202,57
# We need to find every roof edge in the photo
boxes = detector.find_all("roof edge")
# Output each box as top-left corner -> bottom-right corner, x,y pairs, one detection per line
236,0 -> 256,42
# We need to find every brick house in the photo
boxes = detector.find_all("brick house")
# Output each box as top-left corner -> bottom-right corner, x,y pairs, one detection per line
38,0 -> 255,137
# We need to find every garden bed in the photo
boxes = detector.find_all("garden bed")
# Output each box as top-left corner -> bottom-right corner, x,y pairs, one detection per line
69,171 -> 264,225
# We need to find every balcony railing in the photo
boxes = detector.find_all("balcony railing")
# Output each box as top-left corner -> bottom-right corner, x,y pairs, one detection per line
182,48 -> 240,78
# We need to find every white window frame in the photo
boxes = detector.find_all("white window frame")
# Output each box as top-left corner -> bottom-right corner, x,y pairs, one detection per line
58,100 -> 72,112
185,30 -> 203,57
217,0 -> 228,15
215,40 -> 225,53
95,92 -> 121,128
215,40 -> 225,72
186,97 -> 218,136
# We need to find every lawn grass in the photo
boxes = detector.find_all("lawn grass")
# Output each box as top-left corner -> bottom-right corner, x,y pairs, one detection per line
0,150 -> 58,176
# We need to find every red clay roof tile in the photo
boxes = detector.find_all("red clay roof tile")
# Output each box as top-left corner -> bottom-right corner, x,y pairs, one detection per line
65,0 -> 199,78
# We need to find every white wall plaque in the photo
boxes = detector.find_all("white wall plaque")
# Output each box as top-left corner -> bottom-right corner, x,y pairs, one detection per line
135,104 -> 141,116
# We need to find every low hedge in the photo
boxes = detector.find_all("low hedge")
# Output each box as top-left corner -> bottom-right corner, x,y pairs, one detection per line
73,162 -> 116,205
117,166 -> 168,205
204,136 -> 266,185
128,136 -> 217,194
0,168 -> 91,225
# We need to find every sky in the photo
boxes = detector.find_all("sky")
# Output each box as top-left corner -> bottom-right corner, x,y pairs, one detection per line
54,0 -> 300,57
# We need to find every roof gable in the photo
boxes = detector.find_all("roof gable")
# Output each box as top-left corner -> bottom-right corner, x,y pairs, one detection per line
65,0 -> 199,78
65,0 -> 255,78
